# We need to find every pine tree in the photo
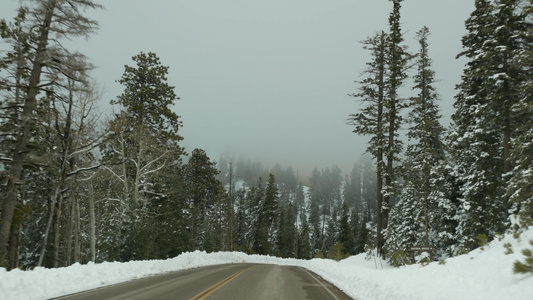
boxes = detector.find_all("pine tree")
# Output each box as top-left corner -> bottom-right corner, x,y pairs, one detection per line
349,0 -> 410,257
277,203 -> 297,258
353,212 -> 369,254
298,216 -> 312,259
348,31 -> 388,257
102,52 -> 184,209
324,211 -> 339,254
183,149 -> 223,249
386,27 -> 448,261
253,175 -> 277,255
381,0 -> 410,257
99,52 -> 184,259
449,0 -> 528,251
338,201 -> 354,254
507,0 -> 533,228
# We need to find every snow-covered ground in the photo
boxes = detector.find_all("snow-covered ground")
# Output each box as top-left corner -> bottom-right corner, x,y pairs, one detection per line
1,227 -> 532,300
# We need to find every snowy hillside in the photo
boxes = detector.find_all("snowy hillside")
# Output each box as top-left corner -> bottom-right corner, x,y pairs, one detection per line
1,227 -> 532,300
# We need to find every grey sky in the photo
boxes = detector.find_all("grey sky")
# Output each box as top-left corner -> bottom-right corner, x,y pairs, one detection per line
1,0 -> 474,177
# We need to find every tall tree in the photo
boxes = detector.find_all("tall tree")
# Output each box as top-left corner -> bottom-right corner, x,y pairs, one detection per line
449,0 -> 528,250
101,52 -> 184,260
350,0 -> 410,257
386,27 -> 448,260
381,0 -> 410,257
348,31 -> 387,257
507,0 -> 533,229
104,51 -> 184,205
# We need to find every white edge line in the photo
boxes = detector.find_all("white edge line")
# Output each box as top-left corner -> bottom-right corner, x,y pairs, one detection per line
299,267 -> 341,300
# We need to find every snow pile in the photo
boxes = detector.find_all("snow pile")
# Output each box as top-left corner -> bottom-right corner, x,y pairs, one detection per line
305,227 -> 533,300
1,228 -> 533,300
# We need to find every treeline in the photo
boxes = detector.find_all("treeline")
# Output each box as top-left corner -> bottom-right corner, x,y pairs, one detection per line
349,0 -> 533,266
216,157 -> 377,260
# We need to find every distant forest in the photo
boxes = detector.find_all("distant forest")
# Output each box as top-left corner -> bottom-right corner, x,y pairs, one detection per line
1,0 -> 533,271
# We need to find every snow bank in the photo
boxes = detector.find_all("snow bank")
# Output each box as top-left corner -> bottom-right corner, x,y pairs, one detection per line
1,228 -> 532,300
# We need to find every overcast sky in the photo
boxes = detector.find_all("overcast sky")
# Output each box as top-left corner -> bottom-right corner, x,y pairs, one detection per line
1,0 -> 474,177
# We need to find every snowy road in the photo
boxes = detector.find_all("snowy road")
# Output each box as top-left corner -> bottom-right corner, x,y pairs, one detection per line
52,263 -> 351,300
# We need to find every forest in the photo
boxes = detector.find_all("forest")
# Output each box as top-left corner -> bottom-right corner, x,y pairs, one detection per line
1,0 -> 533,271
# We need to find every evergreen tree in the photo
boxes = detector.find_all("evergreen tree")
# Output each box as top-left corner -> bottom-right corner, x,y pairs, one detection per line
349,0 -> 410,257
338,201 -> 354,254
507,0 -> 533,229
100,52 -> 184,259
298,216 -> 312,259
381,0 -> 410,257
277,203 -> 297,258
449,0 -> 528,251
324,211 -> 339,254
252,176 -> 272,255
183,149 -> 224,249
308,196 -> 322,252
102,52 -> 184,207
295,183 -> 306,217
350,209 -> 367,254
233,188 -> 249,252
386,27 -> 448,260
348,32 -> 386,250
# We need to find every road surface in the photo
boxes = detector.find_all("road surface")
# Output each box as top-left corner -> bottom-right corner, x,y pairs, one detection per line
53,263 -> 352,300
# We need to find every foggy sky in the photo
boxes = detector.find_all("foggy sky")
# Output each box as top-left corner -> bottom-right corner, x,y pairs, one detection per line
1,0 -> 474,177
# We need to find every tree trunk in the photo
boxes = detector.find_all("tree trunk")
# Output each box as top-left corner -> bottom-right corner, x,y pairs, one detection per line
88,181 -> 96,262
53,194 -> 63,268
66,198 -> 74,266
8,212 -> 21,270
89,182 -> 96,263
38,186 -> 60,267
74,196 -> 81,263
375,31 -> 386,258
503,90 -> 511,218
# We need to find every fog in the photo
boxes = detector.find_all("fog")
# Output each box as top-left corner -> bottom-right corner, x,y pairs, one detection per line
1,0 -> 474,177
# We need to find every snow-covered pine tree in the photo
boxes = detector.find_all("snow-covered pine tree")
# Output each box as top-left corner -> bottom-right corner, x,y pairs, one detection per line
449,0 -> 503,253
386,27 -> 449,262
349,0 -> 410,258
507,1 -> 533,229
382,2 -> 410,250
449,0 -> 528,252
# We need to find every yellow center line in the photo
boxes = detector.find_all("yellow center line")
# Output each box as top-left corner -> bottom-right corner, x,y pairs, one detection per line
190,265 -> 255,300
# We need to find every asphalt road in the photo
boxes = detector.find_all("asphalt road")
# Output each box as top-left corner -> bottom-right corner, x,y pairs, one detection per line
53,263 -> 352,300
